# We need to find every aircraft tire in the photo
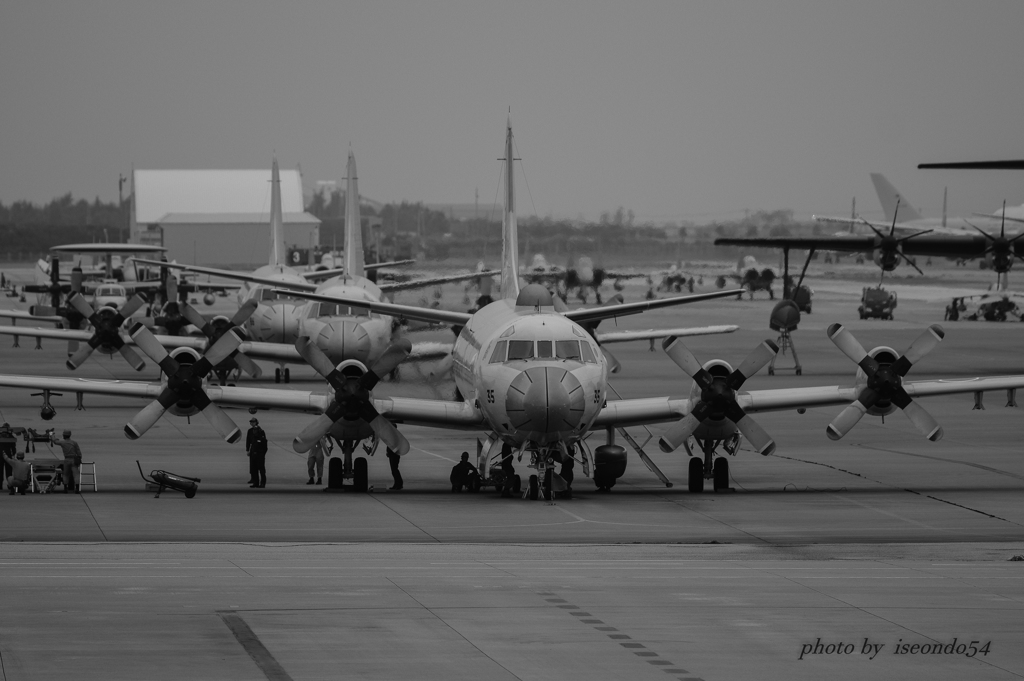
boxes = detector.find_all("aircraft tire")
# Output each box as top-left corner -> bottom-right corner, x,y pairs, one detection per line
688,457 -> 704,493
274,368 -> 281,384
284,368 -> 290,383
543,469 -> 553,501
512,474 -> 522,494
353,457 -> 368,493
528,475 -> 539,500
713,457 -> 729,492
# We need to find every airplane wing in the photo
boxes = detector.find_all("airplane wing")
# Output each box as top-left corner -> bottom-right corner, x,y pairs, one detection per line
132,259 -> 318,292
714,234 -> 984,258
379,270 -> 501,293
596,325 -> 738,344
591,375 -> 1024,429
302,260 -> 418,281
814,215 -> 981,237
271,289 -> 472,326
0,310 -> 65,325
563,289 -> 745,324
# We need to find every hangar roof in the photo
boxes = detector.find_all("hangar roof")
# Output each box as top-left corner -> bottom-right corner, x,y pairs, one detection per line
133,169 -> 316,224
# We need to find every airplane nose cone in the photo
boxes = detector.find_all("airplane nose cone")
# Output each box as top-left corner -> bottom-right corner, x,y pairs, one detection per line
252,304 -> 300,343
317,320 -> 371,365
506,366 -> 585,436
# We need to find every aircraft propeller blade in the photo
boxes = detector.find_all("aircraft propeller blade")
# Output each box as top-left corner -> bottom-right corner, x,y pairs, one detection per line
601,347 -> 621,374
727,339 -> 779,389
166,275 -> 178,304
825,402 -> 869,441
201,403 -> 242,443
662,336 -> 713,388
201,326 -> 245,368
124,388 -> 177,440
293,414 -> 335,453
898,398 -> 943,441
66,343 -> 97,370
730,411 -> 776,456
361,338 -> 413,390
658,412 -> 703,452
120,294 -> 148,319
129,323 -> 173,367
826,323 -> 878,373
117,343 -> 147,372
67,339 -> 78,356
367,413 -> 410,456
230,299 -> 258,326
232,352 -> 262,378
894,324 -> 944,374
181,303 -> 207,331
295,337 -> 337,380
68,292 -> 95,320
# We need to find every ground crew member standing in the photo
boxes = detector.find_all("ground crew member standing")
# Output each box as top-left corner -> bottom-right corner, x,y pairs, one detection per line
307,434 -> 330,485
386,447 -> 403,490
54,429 -> 83,493
0,423 -> 16,490
245,418 -> 268,488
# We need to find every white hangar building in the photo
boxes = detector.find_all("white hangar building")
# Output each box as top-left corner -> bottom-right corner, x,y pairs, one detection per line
129,169 -> 321,266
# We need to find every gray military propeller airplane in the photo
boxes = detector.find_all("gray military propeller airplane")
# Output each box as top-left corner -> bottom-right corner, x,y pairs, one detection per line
0,119 -> 1021,498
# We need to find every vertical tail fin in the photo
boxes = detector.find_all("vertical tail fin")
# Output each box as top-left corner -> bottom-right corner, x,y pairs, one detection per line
344,150 -> 364,279
870,173 -> 923,222
268,157 -> 287,267
500,116 -> 520,300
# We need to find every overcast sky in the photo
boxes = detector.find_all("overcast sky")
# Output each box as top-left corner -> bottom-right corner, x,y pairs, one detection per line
3,1 -> 1023,223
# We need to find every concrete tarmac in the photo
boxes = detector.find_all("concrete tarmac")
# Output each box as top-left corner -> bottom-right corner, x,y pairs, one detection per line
0,263 -> 1022,679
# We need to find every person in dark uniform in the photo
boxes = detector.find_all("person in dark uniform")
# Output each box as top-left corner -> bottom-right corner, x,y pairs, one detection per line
386,447 -> 403,490
2,451 -> 29,495
245,417 -> 268,488
0,423 -> 16,490
54,429 -> 83,493
449,451 -> 479,492
499,443 -> 516,498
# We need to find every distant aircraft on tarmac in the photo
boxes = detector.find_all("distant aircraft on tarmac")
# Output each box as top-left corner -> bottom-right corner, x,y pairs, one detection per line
0,120 -> 1019,498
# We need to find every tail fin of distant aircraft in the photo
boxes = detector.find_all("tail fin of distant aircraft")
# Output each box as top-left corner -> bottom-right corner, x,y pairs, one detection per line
268,157 -> 288,267
344,150 -> 365,279
500,115 -> 521,300
870,173 -> 923,222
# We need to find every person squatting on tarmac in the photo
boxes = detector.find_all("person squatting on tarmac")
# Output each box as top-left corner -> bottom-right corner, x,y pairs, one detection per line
307,434 -> 331,485
54,429 -> 83,493
2,450 -> 29,495
245,417 -> 268,488
0,422 -> 16,490
386,447 -> 402,490
450,451 -> 480,492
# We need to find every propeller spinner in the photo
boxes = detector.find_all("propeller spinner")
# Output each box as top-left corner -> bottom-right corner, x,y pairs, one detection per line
658,337 -> 779,456
825,323 -> 944,441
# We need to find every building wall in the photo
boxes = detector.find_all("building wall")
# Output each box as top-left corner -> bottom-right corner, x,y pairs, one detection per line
161,222 -> 320,266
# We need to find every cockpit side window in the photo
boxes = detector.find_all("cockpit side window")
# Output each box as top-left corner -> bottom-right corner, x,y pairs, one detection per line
259,289 -> 277,302
580,341 -> 597,363
506,340 -> 535,361
489,340 -> 507,364
555,340 -> 581,360
537,340 -> 553,358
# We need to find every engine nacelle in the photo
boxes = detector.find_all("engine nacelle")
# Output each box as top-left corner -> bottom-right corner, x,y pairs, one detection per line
857,346 -> 900,417
592,444 -> 626,489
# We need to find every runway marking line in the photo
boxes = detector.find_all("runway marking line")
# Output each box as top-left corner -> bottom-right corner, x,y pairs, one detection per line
541,591 -> 704,681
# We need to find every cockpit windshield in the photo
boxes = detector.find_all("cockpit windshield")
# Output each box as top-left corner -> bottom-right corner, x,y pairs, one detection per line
489,338 -> 595,364
314,302 -> 369,318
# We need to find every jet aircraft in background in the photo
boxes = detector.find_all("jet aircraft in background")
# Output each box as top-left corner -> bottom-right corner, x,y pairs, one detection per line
0,120 -> 1019,499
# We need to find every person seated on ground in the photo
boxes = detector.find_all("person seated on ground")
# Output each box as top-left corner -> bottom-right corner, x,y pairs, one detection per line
450,451 -> 480,492
2,451 -> 30,495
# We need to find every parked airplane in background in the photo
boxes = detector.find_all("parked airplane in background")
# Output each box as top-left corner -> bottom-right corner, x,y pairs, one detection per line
0,119 -> 1018,499
522,254 -> 647,304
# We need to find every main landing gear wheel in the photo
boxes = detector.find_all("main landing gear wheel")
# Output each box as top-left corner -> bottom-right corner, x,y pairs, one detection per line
688,457 -> 704,493
274,368 -> 282,384
528,474 -> 539,500
284,367 -> 290,383
543,468 -> 553,501
353,456 -> 368,493
713,457 -> 729,492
